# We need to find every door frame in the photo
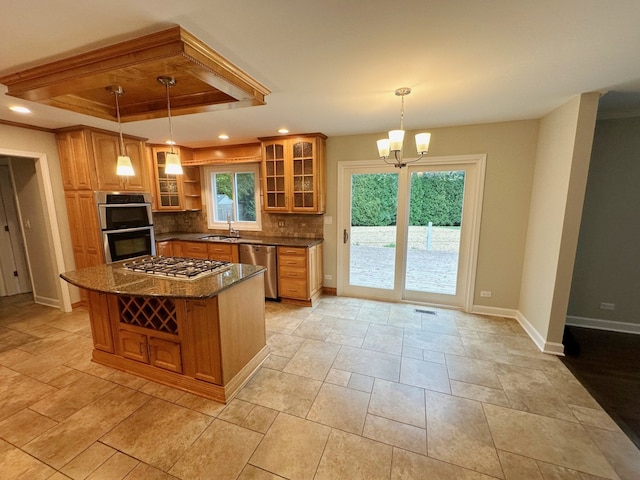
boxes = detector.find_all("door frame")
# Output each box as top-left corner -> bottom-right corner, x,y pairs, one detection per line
336,154 -> 486,312
0,149 -> 72,312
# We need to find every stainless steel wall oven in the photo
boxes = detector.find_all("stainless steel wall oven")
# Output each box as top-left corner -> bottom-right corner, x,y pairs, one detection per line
96,192 -> 155,263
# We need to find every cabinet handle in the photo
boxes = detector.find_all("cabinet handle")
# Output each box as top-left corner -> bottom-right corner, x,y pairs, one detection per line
139,342 -> 144,355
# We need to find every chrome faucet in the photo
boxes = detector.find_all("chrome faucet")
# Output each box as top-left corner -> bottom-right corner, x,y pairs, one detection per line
227,215 -> 240,237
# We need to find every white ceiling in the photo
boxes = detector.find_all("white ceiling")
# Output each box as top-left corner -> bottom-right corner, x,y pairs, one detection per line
2,0 -> 640,148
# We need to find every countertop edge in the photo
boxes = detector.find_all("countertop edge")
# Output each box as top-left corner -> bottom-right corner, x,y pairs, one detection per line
60,264 -> 267,299
155,232 -> 323,248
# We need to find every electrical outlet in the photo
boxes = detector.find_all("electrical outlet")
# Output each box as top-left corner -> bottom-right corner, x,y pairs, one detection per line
324,274 -> 332,281
278,220 -> 285,227
480,290 -> 492,298
600,302 -> 615,311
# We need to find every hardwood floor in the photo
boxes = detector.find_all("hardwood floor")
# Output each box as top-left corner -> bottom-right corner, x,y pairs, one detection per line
561,326 -> 640,449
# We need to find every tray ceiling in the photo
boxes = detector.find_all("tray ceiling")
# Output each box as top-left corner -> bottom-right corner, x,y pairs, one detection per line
0,26 -> 270,122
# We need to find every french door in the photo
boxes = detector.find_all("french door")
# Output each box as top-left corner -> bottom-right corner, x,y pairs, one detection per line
337,155 -> 485,310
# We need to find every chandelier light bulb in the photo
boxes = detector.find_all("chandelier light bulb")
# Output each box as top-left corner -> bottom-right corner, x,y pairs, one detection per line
377,87 -> 431,168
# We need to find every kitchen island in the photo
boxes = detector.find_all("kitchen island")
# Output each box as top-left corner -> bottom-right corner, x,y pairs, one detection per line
60,259 -> 268,403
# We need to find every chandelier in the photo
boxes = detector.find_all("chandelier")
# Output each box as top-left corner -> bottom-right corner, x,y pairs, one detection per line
376,87 -> 431,168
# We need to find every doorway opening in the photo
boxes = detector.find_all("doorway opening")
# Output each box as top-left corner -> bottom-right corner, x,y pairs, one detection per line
0,163 -> 31,296
0,150 -> 72,311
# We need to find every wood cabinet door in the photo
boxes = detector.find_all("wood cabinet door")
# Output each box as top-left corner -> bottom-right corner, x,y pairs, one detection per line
182,299 -> 222,384
122,138 -> 149,191
290,137 -> 319,213
151,148 -> 183,210
262,141 -> 288,212
149,337 -> 182,373
119,329 -> 149,363
92,132 -> 148,192
172,241 -> 184,257
57,130 -> 93,190
92,131 -> 123,191
87,291 -> 114,353
64,190 -> 104,271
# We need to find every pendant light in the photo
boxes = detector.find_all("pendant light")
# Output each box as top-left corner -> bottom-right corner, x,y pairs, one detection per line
377,87 -> 431,168
107,85 -> 135,176
157,76 -> 183,175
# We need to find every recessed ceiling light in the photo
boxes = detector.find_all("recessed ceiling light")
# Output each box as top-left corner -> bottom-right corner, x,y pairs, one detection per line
10,106 -> 31,114
278,128 -> 289,134
218,134 -> 229,140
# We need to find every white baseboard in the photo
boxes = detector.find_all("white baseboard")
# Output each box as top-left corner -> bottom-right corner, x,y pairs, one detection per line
565,315 -> 640,335
471,305 -> 564,355
514,311 -> 565,356
470,305 -> 518,319
34,295 -> 60,309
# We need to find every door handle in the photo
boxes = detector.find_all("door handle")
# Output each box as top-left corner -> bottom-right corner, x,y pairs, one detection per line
343,229 -> 349,244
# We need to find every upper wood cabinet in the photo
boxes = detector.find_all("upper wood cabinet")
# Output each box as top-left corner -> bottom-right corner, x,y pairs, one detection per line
91,131 -> 148,192
56,127 -> 149,192
258,133 -> 326,214
150,146 -> 202,212
57,130 -> 94,190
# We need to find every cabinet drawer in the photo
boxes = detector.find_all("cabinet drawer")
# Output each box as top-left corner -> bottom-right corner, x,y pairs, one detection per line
207,243 -> 233,256
182,242 -> 209,259
278,255 -> 306,269
278,246 -> 306,256
279,278 -> 308,299
279,266 -> 307,279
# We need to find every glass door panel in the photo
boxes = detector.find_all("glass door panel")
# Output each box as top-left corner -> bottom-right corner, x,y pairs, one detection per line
404,170 -> 464,295
348,172 -> 399,290
264,143 -> 286,209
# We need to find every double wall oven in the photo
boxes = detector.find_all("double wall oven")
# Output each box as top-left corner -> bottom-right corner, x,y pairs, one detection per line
96,192 -> 155,263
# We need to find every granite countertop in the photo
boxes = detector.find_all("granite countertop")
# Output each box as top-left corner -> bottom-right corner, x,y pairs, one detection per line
155,232 -> 323,248
60,261 -> 266,299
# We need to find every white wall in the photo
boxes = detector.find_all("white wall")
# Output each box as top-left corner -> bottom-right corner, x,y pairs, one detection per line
518,93 -> 599,353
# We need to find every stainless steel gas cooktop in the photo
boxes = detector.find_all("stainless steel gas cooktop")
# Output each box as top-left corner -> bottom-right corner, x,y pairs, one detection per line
122,256 -> 231,280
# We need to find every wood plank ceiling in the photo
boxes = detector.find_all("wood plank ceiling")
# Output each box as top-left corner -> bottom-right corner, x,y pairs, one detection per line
0,26 -> 270,122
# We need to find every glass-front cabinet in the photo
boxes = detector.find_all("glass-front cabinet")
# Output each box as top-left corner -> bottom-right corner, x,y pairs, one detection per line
259,133 -> 326,213
154,149 -> 182,210
263,142 -> 286,210
150,146 -> 201,212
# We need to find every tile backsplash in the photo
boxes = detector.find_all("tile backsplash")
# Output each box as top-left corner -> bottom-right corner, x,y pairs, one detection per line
154,208 -> 324,239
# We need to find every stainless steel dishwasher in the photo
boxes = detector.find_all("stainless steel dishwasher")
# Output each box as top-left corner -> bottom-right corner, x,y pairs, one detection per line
239,244 -> 278,299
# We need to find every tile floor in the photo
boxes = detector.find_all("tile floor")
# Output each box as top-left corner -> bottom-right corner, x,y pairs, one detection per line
1,293 -> 639,479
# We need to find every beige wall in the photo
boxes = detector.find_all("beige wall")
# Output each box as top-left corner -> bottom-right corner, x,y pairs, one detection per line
325,120 -> 540,309
0,124 -> 75,306
569,116 -> 640,327
518,93 -> 599,350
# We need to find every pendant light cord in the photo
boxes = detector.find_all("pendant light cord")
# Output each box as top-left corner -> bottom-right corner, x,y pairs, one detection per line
114,89 -> 126,156
165,82 -> 175,154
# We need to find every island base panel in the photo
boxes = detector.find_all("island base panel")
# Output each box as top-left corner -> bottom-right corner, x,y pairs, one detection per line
92,345 -> 269,403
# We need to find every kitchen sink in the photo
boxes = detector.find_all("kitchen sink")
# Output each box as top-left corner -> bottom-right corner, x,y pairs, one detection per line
198,235 -> 241,242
